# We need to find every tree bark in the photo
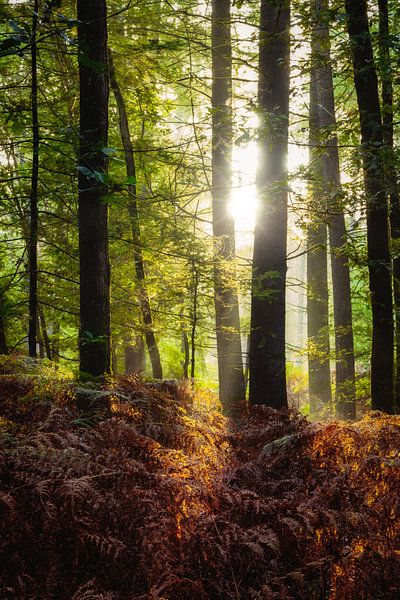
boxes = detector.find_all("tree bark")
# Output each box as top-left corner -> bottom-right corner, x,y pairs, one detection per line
0,295 -> 8,355
77,0 -> 111,378
51,321 -> 60,363
211,0 -> 245,415
378,0 -> 400,410
109,52 -> 163,379
125,337 -> 145,374
313,0 -> 356,419
180,308 -> 190,379
345,0 -> 394,412
249,0 -> 290,409
39,307 -> 52,360
28,0 -> 39,358
190,261 -> 199,382
307,66 -> 332,416
37,316 -> 45,359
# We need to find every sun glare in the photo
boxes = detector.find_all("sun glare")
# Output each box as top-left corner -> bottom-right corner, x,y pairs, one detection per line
230,138 -> 308,240
231,141 -> 258,235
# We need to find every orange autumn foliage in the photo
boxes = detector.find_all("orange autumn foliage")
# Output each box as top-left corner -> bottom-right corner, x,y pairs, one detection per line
0,365 -> 400,598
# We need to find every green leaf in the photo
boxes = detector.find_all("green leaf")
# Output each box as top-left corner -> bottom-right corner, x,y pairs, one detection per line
101,146 -> 117,155
8,20 -> 24,35
77,166 -> 108,184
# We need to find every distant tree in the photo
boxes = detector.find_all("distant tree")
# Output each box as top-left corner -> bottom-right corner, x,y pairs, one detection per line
307,64 -> 332,416
109,51 -> 163,379
0,293 -> 8,355
313,0 -> 356,420
345,0 -> 394,412
28,0 -> 39,358
211,0 -> 245,415
249,0 -> 290,409
77,0 -> 111,377
377,0 -> 400,409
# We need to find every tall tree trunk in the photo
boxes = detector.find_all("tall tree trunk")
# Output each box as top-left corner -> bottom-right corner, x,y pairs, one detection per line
111,343 -> 118,375
125,344 -> 138,375
125,336 -> 145,374
180,308 -> 190,379
28,0 -> 39,358
52,321 -> 60,363
249,0 -> 290,409
314,0 -> 356,420
37,316 -> 45,359
307,66 -> 332,416
39,307 -> 52,360
190,260 -> 199,382
345,0 -> 394,412
109,52 -> 163,379
0,294 -> 8,355
77,0 -> 111,378
378,0 -> 400,410
182,331 -> 190,379
211,0 -> 245,415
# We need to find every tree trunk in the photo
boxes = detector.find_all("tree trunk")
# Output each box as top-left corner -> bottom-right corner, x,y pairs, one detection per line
307,65 -> 332,416
378,0 -> 400,410
249,0 -> 290,409
37,316 -> 44,359
77,0 -> 111,378
112,343 -> 118,375
39,307 -> 52,360
125,345 -> 138,374
345,0 -> 394,412
109,52 -> 163,380
190,260 -> 199,382
125,337 -> 145,374
28,0 -> 39,358
51,321 -> 60,363
313,0 -> 356,420
180,308 -> 190,379
211,0 -> 245,416
0,293 -> 8,355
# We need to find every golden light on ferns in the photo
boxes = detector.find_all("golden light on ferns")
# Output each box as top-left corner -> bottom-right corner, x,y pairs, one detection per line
307,415 -> 400,599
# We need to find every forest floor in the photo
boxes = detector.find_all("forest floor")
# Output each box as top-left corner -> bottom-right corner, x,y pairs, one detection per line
0,356 -> 400,599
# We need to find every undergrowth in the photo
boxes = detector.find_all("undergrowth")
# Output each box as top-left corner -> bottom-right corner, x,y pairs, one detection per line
0,357 -> 399,599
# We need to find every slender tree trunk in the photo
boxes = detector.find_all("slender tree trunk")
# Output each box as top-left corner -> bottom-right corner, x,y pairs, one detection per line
314,0 -> 356,419
180,308 -> 190,379
244,335 -> 250,394
109,52 -> 163,379
249,0 -> 290,409
0,301 -> 7,356
39,307 -> 52,360
307,66 -> 332,416
125,344 -> 138,374
112,343 -> 118,375
378,0 -> 400,410
211,0 -> 245,415
77,0 -> 111,378
28,0 -> 39,358
52,321 -> 60,363
190,261 -> 199,382
125,336 -> 145,374
37,316 -> 44,359
182,331 -> 190,379
345,0 -> 394,412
